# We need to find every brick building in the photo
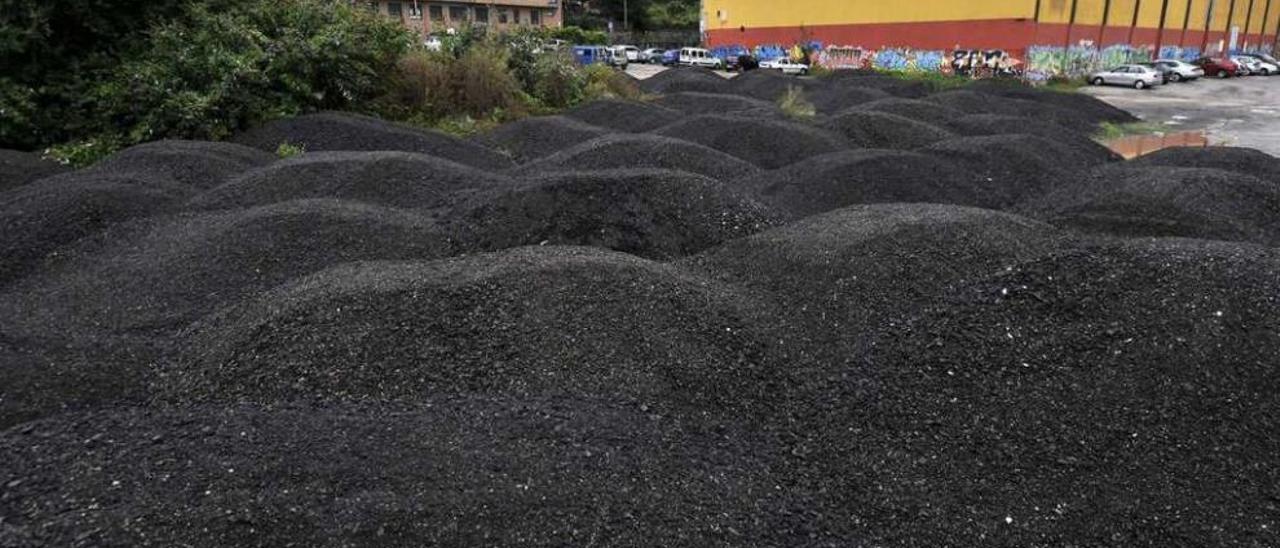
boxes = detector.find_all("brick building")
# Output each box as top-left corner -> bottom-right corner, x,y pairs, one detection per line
363,0 -> 562,34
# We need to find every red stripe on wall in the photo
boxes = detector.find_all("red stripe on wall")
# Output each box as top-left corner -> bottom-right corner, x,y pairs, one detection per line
705,18 -> 1038,51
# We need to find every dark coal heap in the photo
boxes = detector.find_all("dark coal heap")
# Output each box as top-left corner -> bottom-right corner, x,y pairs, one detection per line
4,69 -> 1277,547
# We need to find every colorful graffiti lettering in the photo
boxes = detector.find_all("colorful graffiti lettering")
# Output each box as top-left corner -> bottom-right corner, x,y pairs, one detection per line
952,50 -> 1021,77
711,41 -> 1025,79
872,48 -> 946,72
1026,43 -> 1160,79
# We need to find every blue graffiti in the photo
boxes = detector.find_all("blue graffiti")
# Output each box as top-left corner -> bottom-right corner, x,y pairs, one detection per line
1158,46 -> 1202,61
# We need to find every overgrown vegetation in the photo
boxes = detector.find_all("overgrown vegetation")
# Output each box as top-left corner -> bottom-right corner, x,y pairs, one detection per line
1094,121 -> 1166,141
2,0 -> 645,166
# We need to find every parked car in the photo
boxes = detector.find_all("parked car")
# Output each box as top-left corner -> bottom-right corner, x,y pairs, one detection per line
736,54 -> 760,72
1237,52 -> 1280,70
661,49 -> 680,66
1194,56 -> 1241,78
572,45 -> 625,68
759,58 -> 810,75
1137,62 -> 1174,84
608,47 -> 629,68
641,48 -> 665,63
1233,55 -> 1277,75
613,45 -> 641,63
1153,59 -> 1205,82
1088,64 -> 1163,89
679,47 -> 725,69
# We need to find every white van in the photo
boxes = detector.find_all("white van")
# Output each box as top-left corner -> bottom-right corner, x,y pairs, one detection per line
679,47 -> 724,69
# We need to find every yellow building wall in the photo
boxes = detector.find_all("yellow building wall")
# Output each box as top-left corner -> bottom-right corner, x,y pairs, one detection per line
702,0 -> 1036,29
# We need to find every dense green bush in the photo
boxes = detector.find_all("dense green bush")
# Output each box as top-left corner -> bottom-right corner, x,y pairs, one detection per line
550,26 -> 608,45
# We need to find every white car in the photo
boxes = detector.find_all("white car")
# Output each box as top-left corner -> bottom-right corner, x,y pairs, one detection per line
678,47 -> 724,69
1089,64 -> 1163,89
613,45 -> 641,63
1153,59 -> 1205,82
1233,55 -> 1277,75
760,58 -> 810,75
1239,52 -> 1280,74
641,48 -> 665,63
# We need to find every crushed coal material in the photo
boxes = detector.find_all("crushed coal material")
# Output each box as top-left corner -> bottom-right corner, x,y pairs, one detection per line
967,80 -> 1140,125
948,113 -> 1120,164
166,246 -> 781,411
806,85 -> 893,114
470,115 -> 608,163
809,238 -> 1280,544
859,97 -> 967,123
1128,145 -> 1280,184
0,172 -> 193,286
0,150 -> 68,191
920,133 -> 1102,209
685,204 -> 1064,359
744,149 -> 980,216
562,99 -> 683,132
654,114 -> 848,170
232,111 -> 514,170
189,151 -> 512,211
650,92 -> 784,118
0,199 -> 452,343
512,133 -> 761,181
0,340 -> 154,429
821,110 -> 957,149
638,67 -> 733,94
452,169 -> 783,259
0,399 -> 788,547
87,140 -> 275,190
924,89 -> 1097,133
1019,165 -> 1280,245
726,69 -> 817,101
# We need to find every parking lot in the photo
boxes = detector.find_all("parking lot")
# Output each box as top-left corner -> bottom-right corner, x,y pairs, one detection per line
1082,75 -> 1280,156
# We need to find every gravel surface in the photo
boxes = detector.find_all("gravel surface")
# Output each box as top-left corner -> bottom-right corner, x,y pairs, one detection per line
470,115 -> 609,163
452,169 -> 783,259
562,99 -> 683,132
233,112 -> 515,170
0,150 -> 68,192
5,76 -> 1280,545
638,67 -> 734,94
654,114 -> 848,170
746,149 -> 978,216
821,110 -> 957,149
1020,165 -> 1280,245
190,151 -> 512,211
512,133 -> 761,181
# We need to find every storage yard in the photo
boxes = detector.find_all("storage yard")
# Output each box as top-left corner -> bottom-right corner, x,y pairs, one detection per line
3,66 -> 1280,545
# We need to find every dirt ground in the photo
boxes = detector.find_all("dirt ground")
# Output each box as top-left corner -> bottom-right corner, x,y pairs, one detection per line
1081,75 -> 1280,155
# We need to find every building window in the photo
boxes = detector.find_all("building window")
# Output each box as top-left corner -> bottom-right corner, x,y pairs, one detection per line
449,5 -> 468,22
530,8 -> 541,25
474,6 -> 488,23
429,4 -> 443,21
498,9 -> 509,24
387,1 -> 402,16
408,2 -> 422,19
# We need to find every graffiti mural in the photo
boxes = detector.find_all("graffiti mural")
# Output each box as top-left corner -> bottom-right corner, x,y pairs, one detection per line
1026,43 -> 1161,79
872,48 -> 947,72
815,46 -> 874,69
952,50 -> 1021,77
1158,46 -> 1202,62
710,41 -> 1025,79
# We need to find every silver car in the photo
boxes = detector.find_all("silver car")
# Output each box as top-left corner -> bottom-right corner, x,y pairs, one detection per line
1089,65 -> 1163,89
1153,59 -> 1205,82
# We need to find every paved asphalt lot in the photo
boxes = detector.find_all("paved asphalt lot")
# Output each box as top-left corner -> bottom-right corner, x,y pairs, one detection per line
1081,75 -> 1280,156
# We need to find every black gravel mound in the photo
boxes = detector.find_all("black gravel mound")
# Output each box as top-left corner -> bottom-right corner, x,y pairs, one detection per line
949,113 -> 1120,164
807,85 -> 893,114
232,111 -> 515,170
924,89 -> 1095,133
0,400 -> 786,546
650,91 -> 784,118
727,69 -> 816,101
821,110 -> 957,149
470,115 -> 608,163
859,97 -> 966,124
826,238 -> 1280,543
453,169 -> 783,259
1020,165 -> 1280,245
1128,145 -> 1280,184
562,99 -> 683,132
0,150 -> 67,191
638,66 -> 733,94
968,80 -> 1140,125
190,151 -> 511,211
823,73 -> 933,98
513,133 -> 760,181
0,340 -> 153,429
685,203 -> 1064,359
0,172 -> 192,286
92,140 -> 275,189
168,246 -> 779,410
745,150 -> 979,216
0,199 -> 452,343
920,134 -> 1101,208
654,114 -> 848,170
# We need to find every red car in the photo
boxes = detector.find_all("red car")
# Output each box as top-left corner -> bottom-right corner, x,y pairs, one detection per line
1194,57 -> 1240,78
